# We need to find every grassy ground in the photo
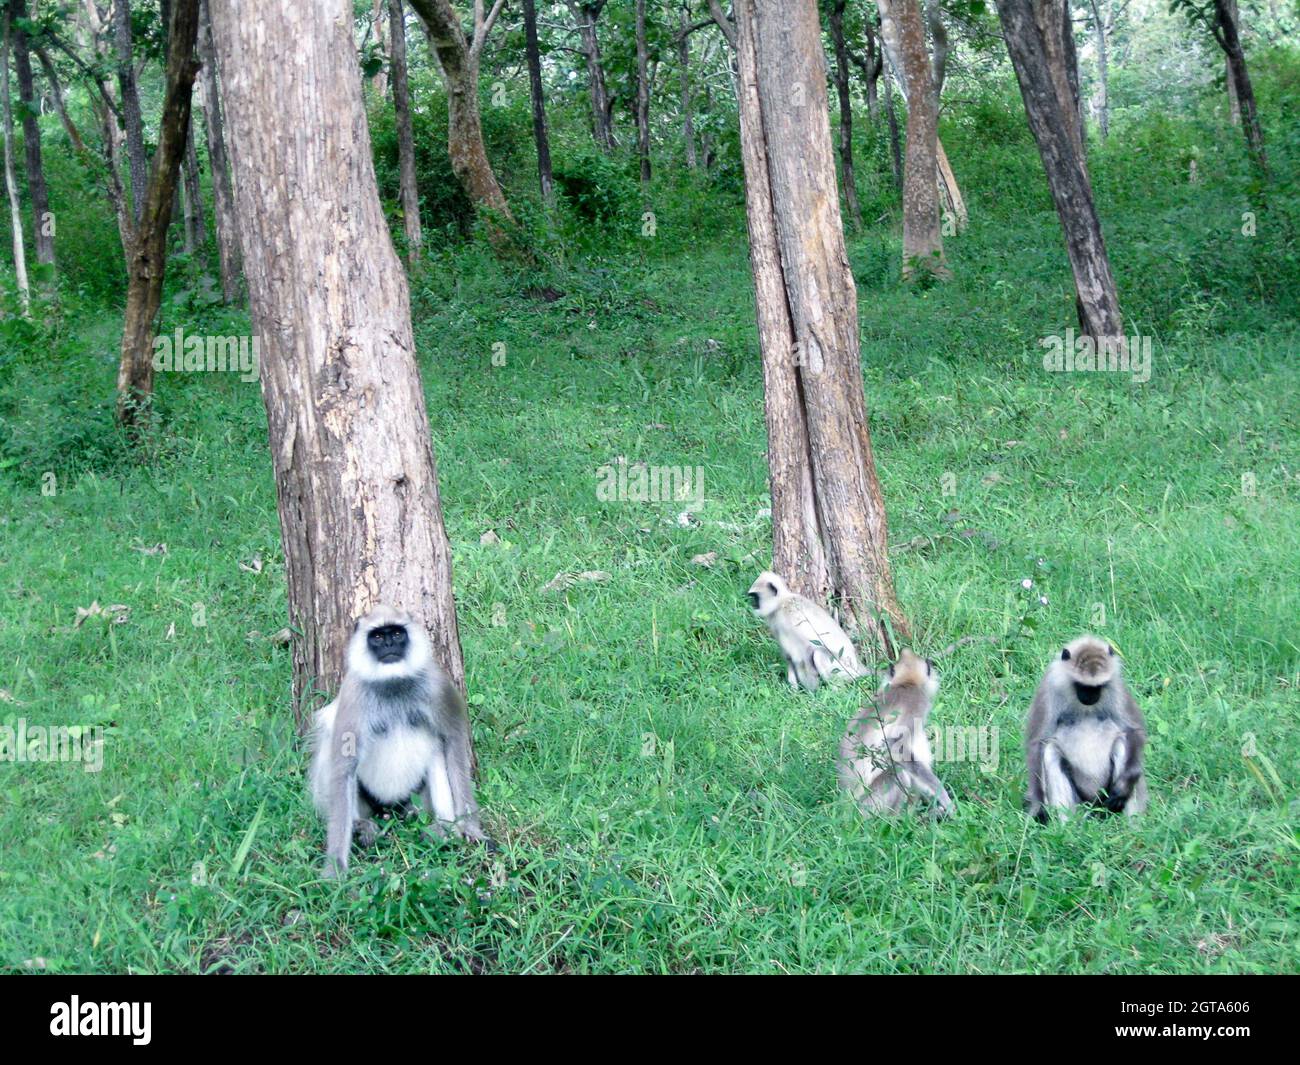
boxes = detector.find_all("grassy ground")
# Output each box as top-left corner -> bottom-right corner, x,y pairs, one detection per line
1,81 -> 1297,973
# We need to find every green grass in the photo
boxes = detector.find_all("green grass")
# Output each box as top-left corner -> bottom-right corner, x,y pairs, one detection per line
1,77 -> 1298,974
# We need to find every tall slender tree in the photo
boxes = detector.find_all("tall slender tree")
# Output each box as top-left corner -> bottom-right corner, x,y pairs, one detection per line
635,0 -> 651,186
209,0 -> 468,709
2,5 -> 30,314
10,0 -> 52,267
734,0 -> 907,655
389,0 -> 426,260
197,0 -> 241,300
522,0 -> 554,200
997,0 -> 1123,341
827,0 -> 862,230
114,0 -> 202,429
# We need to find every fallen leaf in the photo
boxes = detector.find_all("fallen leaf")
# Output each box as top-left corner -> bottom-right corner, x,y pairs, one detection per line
480,529 -> 501,545
691,552 -> 717,567
238,554 -> 264,573
131,542 -> 168,556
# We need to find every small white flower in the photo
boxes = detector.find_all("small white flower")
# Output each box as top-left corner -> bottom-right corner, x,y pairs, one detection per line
1021,578 -> 1033,590
1039,595 -> 1049,606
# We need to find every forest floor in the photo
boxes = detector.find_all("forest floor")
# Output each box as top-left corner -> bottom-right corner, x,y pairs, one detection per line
1,101 -> 1298,972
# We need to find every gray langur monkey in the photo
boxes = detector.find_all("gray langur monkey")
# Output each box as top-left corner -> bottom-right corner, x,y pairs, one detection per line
309,604 -> 487,877
747,570 -> 866,692
838,648 -> 954,817
1024,635 -> 1149,822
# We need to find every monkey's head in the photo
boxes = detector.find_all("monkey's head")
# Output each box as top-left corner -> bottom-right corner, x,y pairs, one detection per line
346,604 -> 433,682
747,570 -> 790,617
885,647 -> 939,699
1053,635 -> 1118,705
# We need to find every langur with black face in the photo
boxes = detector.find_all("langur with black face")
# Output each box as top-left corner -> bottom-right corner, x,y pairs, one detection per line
309,605 -> 487,876
747,570 -> 866,692
1025,635 -> 1149,822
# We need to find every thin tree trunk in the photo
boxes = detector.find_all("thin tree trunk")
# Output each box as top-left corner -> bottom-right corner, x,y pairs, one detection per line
197,0 -> 241,300
636,0 -> 651,187
389,0 -> 426,261
115,0 -> 202,430
521,0 -> 554,201
408,0 -> 514,231
734,0 -> 907,656
11,0 -> 52,267
570,1 -> 615,150
34,47 -> 86,154
208,0 -> 468,709
1089,0 -> 1109,139
678,7 -> 697,169
371,0 -> 389,96
878,0 -> 946,279
181,120 -> 205,252
1212,0 -> 1266,176
2,9 -> 31,315
828,1 -> 862,230
113,0 -> 148,224
996,0 -> 1122,341
883,66 -> 903,190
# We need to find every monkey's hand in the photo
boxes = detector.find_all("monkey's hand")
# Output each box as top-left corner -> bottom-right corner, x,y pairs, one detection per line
322,856 -> 347,880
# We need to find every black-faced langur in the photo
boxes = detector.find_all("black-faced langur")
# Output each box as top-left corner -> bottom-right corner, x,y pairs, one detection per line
1025,635 -> 1149,822
309,605 -> 487,877
838,649 -> 954,817
747,570 -> 866,692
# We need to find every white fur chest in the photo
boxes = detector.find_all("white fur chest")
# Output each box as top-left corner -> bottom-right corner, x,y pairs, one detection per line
358,723 -> 436,804
1051,717 -> 1120,797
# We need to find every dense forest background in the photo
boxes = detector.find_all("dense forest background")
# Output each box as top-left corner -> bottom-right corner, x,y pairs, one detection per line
0,0 -> 1296,973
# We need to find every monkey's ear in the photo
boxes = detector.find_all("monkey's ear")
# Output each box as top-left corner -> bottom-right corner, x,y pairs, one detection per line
888,663 -> 896,678
1108,644 -> 1116,656
1061,648 -> 1071,661
925,658 -> 934,675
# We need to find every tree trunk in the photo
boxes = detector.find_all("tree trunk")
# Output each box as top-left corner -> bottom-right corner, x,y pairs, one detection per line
208,0 -> 468,711
113,0 -> 148,224
734,0 -> 907,656
181,120 -> 206,252
2,9 -> 31,315
11,0 -> 52,267
521,0 -> 554,201
371,0 -> 390,96
197,0 -> 241,301
1213,0 -> 1266,176
883,66 -> 903,190
408,0 -> 513,230
862,19 -> 881,117
996,0 -> 1122,341
570,1 -> 615,150
1089,0 -> 1109,140
878,0 -> 946,279
114,0 -> 202,430
828,1 -> 862,230
636,0 -> 651,187
389,0 -> 427,261
679,7 -> 697,170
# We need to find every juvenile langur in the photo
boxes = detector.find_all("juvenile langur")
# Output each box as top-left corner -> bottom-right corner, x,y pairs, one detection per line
747,570 -> 866,692
1024,635 -> 1148,822
309,605 -> 487,877
838,648 -> 954,817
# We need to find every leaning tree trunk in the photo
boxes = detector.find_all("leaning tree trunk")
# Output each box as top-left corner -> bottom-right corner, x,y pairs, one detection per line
1213,0 -> 1267,177
734,0 -> 907,655
2,9 -> 30,315
11,0 -> 52,267
996,0 -> 1122,341
389,0 -> 427,258
209,0 -> 467,711
878,0 -> 946,279
114,0 -> 202,430
197,0 -> 241,301
521,0 -> 554,200
408,0 -> 513,230
679,7 -> 697,170
635,0 -> 651,187
828,1 -> 862,230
